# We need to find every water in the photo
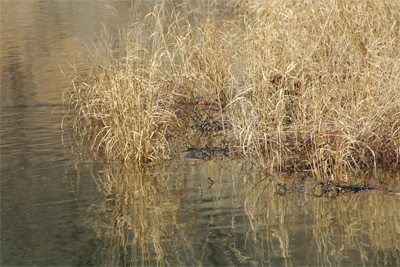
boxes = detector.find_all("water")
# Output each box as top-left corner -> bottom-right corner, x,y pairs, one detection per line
1,1 -> 400,266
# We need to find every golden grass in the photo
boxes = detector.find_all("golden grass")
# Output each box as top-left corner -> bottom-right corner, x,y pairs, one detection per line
65,0 -> 400,179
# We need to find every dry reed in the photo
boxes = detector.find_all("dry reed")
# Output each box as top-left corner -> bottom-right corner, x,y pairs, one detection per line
65,0 -> 400,180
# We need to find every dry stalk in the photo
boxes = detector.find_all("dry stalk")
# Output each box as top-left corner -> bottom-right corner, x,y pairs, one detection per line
65,0 -> 400,179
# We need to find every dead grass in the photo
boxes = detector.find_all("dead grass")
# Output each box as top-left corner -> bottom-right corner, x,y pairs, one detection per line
65,0 -> 400,180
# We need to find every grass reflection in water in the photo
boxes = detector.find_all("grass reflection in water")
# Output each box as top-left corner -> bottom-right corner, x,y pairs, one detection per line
89,162 -> 194,265
79,160 -> 399,266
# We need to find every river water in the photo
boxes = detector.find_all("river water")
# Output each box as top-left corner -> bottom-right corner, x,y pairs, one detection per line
1,1 -> 399,266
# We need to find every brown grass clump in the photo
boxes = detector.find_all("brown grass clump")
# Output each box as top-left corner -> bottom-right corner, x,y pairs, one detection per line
229,0 -> 400,179
65,0 -> 400,179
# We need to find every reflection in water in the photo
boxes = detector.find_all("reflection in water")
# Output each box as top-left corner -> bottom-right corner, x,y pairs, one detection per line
91,162 -> 195,265
1,0 -> 133,108
81,159 -> 400,266
243,177 -> 400,266
1,1 -> 140,265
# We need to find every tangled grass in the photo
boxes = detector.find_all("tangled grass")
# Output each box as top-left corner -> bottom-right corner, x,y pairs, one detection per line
66,0 -> 400,180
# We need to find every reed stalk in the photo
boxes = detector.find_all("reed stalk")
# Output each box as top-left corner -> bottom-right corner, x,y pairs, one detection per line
66,0 -> 400,179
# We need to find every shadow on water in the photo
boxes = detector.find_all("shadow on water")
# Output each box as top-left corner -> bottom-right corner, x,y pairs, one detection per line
78,158 -> 400,266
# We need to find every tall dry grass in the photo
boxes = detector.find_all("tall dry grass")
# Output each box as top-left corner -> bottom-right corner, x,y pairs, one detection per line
229,0 -> 400,179
66,0 -> 400,179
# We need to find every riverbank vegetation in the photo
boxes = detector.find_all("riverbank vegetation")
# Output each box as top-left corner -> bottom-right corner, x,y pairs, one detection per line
66,0 -> 400,180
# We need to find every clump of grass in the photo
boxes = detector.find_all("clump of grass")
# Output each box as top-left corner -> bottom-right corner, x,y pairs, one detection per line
67,8 -> 182,162
66,0 -> 400,179
228,0 -> 400,179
